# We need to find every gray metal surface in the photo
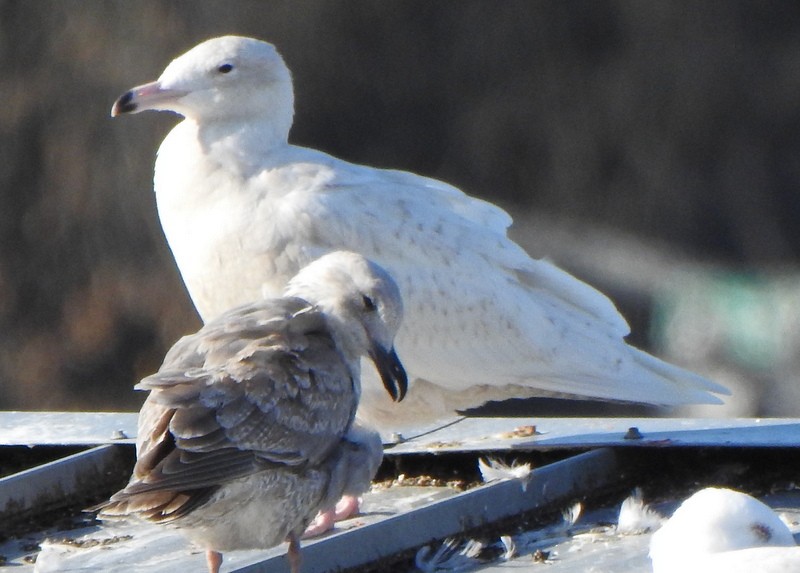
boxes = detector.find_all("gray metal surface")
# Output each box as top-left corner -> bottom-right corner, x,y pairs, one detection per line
0,412 -> 137,446
3,412 -> 800,451
17,484 -> 800,572
9,448 -> 620,572
20,485 -> 460,572
387,416 -> 800,453
3,414 -> 800,571
232,448 -> 620,572
0,445 -> 129,525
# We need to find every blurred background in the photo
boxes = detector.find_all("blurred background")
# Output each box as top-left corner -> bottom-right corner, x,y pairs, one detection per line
2,0 -> 800,416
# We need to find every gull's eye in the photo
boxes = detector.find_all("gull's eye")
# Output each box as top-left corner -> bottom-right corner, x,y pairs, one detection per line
362,295 -> 377,312
217,63 -> 234,74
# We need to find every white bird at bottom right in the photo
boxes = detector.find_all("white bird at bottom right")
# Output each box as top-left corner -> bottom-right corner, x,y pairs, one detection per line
650,487 -> 800,573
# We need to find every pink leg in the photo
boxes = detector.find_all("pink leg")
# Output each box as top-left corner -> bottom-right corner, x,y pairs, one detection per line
206,549 -> 223,573
302,495 -> 362,538
287,532 -> 302,573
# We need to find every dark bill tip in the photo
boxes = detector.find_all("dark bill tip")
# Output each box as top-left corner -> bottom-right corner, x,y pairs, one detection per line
111,91 -> 138,117
370,346 -> 408,402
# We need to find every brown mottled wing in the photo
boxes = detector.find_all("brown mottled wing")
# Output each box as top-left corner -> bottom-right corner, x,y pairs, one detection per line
100,298 -> 358,521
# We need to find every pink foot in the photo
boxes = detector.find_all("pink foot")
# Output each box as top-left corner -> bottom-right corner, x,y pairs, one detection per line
333,494 -> 361,521
302,495 -> 362,538
302,508 -> 336,538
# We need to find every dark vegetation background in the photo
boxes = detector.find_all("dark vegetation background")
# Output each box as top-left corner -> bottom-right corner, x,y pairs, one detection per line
2,1 -> 800,415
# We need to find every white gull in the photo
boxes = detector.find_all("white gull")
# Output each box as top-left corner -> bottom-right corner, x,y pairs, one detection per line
94,251 -> 406,573
649,487 -> 800,573
111,35 -> 728,428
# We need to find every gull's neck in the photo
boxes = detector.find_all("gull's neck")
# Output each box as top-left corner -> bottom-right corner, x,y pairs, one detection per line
303,299 -> 365,370
191,114 -> 292,171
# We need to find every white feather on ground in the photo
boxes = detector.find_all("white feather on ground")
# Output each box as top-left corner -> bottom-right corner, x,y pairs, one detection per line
478,458 -> 533,491
617,488 -> 666,535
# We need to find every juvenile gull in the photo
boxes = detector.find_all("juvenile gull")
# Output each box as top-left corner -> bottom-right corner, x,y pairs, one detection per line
649,487 -> 800,573
95,252 -> 407,573
112,35 -> 728,428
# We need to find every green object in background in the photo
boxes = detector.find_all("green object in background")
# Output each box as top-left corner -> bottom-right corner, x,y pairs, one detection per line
651,272 -> 796,371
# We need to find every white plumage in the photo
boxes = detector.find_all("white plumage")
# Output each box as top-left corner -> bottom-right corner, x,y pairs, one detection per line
112,35 -> 728,428
650,487 -> 800,573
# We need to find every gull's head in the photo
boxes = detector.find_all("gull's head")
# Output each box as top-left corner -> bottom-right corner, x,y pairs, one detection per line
111,36 -> 294,128
649,487 -> 796,573
286,252 -> 407,402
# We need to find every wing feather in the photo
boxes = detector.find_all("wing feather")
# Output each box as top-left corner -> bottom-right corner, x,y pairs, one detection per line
245,150 -> 719,405
100,295 -> 359,522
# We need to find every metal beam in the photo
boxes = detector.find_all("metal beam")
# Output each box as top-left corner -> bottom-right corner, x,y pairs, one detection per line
231,448 -> 620,572
0,445 -> 131,527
